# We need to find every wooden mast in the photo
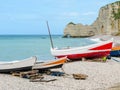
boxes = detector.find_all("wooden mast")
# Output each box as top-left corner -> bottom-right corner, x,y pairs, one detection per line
46,21 -> 54,49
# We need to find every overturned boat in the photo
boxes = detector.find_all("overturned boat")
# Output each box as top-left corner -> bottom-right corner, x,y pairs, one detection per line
51,39 -> 113,60
0,56 -> 36,73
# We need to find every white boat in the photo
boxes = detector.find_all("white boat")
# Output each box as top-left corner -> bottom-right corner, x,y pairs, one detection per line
0,56 -> 36,73
51,39 -> 113,60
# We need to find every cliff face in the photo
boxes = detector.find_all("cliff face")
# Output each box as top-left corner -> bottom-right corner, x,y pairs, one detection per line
63,1 -> 120,37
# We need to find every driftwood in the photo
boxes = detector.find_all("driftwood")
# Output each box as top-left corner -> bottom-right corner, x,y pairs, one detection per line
12,70 -> 64,83
12,72 -> 21,77
12,70 -> 40,79
20,70 -> 39,75
20,70 -> 39,78
29,74 -> 44,79
73,74 -> 88,80
30,78 -> 57,82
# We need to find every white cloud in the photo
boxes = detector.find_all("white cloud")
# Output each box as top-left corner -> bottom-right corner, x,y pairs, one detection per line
82,12 -> 96,16
62,12 -> 80,17
60,11 -> 96,18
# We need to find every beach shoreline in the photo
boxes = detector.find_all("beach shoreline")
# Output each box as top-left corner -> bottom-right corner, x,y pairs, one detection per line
0,59 -> 120,90
0,35 -> 120,90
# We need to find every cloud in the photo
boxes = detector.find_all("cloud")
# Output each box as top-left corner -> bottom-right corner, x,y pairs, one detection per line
61,12 -> 80,18
81,12 -> 96,16
58,11 -> 97,21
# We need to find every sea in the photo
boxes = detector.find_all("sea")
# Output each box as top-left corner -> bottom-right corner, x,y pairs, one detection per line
0,35 -> 96,62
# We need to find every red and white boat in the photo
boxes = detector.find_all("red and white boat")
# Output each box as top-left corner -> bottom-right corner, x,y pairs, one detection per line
51,39 -> 113,60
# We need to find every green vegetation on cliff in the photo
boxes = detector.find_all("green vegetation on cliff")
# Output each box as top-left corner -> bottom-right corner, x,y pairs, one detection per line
112,1 -> 120,20
68,22 -> 76,25
113,8 -> 120,20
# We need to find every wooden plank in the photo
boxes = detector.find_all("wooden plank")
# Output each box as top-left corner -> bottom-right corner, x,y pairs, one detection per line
73,73 -> 88,80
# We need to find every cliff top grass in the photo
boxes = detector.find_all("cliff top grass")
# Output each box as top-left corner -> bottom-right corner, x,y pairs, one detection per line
111,1 -> 120,20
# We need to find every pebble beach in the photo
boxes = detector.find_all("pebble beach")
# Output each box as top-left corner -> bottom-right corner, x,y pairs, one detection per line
0,35 -> 120,90
0,59 -> 120,90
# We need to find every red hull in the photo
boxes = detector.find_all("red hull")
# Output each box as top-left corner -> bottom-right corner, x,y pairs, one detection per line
56,51 -> 110,60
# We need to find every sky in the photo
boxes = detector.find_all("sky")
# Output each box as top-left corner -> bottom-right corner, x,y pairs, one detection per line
0,0 -> 118,35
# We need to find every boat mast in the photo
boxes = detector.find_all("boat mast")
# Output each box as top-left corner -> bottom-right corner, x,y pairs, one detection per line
46,21 -> 54,49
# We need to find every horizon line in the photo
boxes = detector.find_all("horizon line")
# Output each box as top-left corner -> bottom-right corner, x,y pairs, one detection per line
0,34 -> 62,35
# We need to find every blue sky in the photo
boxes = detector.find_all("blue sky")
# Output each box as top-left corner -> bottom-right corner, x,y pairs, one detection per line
0,0 -> 117,35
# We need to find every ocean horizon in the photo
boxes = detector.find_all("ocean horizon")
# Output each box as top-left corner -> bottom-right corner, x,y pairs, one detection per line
0,35 -> 95,62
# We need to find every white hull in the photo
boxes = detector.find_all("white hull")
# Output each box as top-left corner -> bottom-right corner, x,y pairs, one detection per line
0,56 -> 36,73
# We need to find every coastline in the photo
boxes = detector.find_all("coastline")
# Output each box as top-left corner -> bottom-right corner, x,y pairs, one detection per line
0,59 -> 120,90
0,35 -> 120,90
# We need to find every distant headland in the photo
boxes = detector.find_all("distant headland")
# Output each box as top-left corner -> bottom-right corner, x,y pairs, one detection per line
63,1 -> 120,38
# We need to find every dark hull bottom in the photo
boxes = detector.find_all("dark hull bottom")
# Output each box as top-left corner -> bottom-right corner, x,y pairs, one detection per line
0,66 -> 32,73
34,64 -> 63,71
110,50 -> 120,57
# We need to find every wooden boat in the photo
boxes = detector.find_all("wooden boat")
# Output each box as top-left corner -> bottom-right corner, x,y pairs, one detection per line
110,46 -> 120,57
0,56 -> 36,73
112,46 -> 120,51
32,57 -> 67,70
51,39 -> 113,60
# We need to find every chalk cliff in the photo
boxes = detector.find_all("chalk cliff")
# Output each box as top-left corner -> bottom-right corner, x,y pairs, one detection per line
63,1 -> 120,37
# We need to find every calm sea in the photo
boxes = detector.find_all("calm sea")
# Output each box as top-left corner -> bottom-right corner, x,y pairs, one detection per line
0,35 -> 95,62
